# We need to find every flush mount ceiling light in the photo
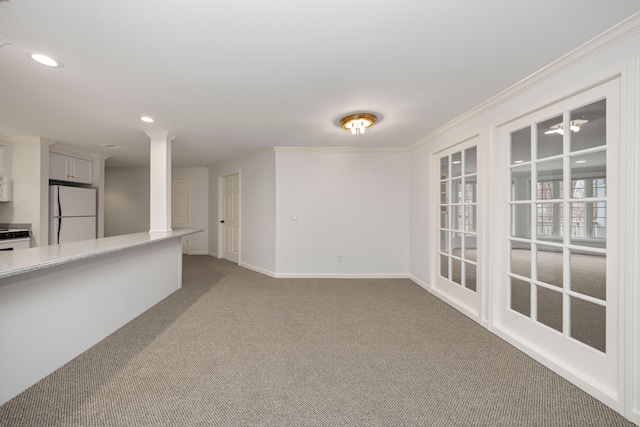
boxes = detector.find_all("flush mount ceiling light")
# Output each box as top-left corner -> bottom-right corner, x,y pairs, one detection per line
340,113 -> 377,135
140,116 -> 154,123
29,53 -> 61,68
544,119 -> 588,135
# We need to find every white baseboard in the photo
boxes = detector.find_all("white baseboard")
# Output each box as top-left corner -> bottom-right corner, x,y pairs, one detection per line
409,274 -> 431,291
233,262 -> 410,280
239,262 -> 276,278
186,251 -> 208,255
491,324 -> 623,414
207,252 -> 219,258
274,272 -> 410,279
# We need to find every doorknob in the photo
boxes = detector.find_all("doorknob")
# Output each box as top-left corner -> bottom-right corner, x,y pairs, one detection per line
220,220 -> 225,223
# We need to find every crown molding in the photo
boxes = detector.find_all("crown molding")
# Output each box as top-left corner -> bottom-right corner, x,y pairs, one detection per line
273,146 -> 409,154
208,147 -> 275,170
208,146 -> 409,170
7,136 -> 56,146
144,130 -> 177,142
410,11 -> 640,151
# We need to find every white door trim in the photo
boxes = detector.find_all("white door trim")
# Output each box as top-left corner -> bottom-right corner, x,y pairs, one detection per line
171,177 -> 190,254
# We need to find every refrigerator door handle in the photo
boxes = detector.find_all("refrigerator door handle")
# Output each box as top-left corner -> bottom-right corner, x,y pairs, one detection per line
57,191 -> 62,217
57,217 -> 62,244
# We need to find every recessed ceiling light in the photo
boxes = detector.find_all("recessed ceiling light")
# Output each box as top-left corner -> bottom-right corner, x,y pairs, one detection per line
29,53 -> 61,68
140,116 -> 154,123
102,143 -> 120,149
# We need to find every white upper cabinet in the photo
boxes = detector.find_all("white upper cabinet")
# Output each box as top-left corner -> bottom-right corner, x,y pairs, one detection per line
49,152 -> 67,181
49,151 -> 93,184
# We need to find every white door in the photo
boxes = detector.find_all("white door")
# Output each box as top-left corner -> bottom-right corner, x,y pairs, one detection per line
171,178 -> 189,254
494,79 -> 621,409
433,140 -> 481,320
221,173 -> 239,263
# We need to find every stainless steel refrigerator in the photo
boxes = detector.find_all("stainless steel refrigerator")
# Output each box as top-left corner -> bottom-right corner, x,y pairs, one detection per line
49,185 -> 97,244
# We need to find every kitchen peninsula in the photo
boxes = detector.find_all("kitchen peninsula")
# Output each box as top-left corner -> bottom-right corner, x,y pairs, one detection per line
0,228 -> 202,405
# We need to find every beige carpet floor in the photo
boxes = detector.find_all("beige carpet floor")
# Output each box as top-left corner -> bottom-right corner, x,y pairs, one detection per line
0,255 -> 633,426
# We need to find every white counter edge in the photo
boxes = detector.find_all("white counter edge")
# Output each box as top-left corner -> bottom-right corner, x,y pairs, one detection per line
0,228 -> 202,280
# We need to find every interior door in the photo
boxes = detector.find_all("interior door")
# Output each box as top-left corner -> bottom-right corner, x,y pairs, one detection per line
171,178 -> 189,254
221,173 -> 239,263
494,79 -> 621,409
433,139 -> 480,320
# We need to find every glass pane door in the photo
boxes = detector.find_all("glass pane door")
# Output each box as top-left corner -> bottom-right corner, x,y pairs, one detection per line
508,99 -> 607,352
439,146 -> 478,292
495,78 -> 620,410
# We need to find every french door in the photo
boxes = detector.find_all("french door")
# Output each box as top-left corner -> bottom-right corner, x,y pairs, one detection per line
433,137 -> 481,319
493,79 -> 622,408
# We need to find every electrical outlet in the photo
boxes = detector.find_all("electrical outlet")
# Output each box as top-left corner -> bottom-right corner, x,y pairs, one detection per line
337,255 -> 342,262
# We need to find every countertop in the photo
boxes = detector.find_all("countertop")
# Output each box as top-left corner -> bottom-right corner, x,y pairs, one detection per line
0,228 -> 202,280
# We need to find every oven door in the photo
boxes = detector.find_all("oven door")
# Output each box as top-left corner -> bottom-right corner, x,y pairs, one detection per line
0,238 -> 31,251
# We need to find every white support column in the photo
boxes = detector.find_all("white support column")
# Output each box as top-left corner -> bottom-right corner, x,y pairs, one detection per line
146,130 -> 176,233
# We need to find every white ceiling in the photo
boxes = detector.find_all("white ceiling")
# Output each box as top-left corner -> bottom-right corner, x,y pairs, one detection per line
1,0 -> 639,168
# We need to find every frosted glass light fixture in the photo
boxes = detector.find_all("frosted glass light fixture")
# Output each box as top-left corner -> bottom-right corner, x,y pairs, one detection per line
140,116 -> 154,123
340,113 -> 377,135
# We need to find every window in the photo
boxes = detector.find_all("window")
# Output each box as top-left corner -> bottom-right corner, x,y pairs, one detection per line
534,178 -> 606,240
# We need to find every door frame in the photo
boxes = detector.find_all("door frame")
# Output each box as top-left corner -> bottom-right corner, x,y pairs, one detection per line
218,171 -> 241,263
171,177 -> 190,254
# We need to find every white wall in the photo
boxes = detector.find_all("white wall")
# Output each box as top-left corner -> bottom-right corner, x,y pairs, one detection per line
10,137 -> 50,247
173,167 -> 209,254
0,138 -> 12,223
209,150 -> 276,274
409,142 -> 430,285
92,154 -> 108,238
275,148 -> 410,277
104,167 -> 150,236
105,167 -> 209,254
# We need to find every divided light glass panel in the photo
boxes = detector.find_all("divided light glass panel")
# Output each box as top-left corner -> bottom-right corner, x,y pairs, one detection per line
439,146 -> 478,292
507,99 -> 608,353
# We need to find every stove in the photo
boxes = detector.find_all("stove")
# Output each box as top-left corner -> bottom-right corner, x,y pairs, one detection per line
0,229 -> 31,251
0,229 -> 31,240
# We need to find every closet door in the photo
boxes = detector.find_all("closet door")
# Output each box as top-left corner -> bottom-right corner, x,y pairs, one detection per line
494,79 -> 621,409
